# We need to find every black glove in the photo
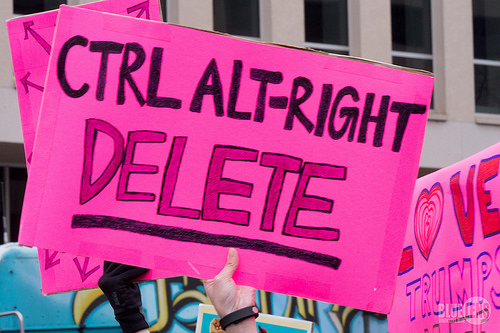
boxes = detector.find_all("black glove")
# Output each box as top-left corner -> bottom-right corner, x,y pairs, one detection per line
98,261 -> 150,333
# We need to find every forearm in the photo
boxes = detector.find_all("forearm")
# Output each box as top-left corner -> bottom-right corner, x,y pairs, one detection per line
98,262 -> 150,333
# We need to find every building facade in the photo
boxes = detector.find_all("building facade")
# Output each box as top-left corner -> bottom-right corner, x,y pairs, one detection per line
1,0 -> 499,244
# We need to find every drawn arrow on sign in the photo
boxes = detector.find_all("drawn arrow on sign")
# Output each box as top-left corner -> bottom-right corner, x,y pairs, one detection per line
45,250 -> 61,270
73,257 -> 101,282
23,20 -> 51,55
20,72 -> 44,94
127,1 -> 150,20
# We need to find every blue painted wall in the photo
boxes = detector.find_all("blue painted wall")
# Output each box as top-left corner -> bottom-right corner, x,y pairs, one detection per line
0,243 -> 388,333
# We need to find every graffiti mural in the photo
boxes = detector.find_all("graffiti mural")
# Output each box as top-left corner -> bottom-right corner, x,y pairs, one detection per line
0,244 -> 388,333
72,277 -> 388,333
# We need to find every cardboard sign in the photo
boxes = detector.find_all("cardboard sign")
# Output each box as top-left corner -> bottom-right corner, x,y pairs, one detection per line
7,0 -> 161,171
195,304 -> 313,333
388,142 -> 500,331
38,248 -> 171,293
19,5 -> 433,312
6,0 -> 163,294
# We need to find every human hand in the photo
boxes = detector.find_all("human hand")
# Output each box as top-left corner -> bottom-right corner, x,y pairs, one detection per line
98,261 -> 150,333
204,248 -> 258,333
204,248 -> 256,317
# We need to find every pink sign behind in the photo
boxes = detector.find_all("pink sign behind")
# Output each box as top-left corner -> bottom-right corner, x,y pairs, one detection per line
7,0 -> 163,294
19,5 -> 433,312
388,142 -> 500,331
39,248 -> 172,293
7,0 -> 161,170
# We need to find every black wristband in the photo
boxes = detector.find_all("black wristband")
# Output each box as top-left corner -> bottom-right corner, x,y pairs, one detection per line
219,306 -> 259,330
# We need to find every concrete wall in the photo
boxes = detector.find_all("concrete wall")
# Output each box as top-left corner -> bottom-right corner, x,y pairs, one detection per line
1,0 -> 499,170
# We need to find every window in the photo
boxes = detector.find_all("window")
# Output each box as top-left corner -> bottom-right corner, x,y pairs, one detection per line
0,167 -> 27,244
391,0 -> 433,72
213,0 -> 260,38
304,0 -> 348,55
473,0 -> 500,114
14,0 -> 66,15
160,0 -> 167,22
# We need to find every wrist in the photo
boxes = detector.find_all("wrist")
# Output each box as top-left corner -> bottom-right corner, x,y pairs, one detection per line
224,316 -> 257,333
219,306 -> 259,331
115,307 -> 149,333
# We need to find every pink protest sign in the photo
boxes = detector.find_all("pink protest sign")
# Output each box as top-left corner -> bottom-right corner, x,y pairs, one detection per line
388,142 -> 500,331
19,5 -> 433,312
6,0 -> 162,294
6,0 -> 161,170
39,249 -> 172,293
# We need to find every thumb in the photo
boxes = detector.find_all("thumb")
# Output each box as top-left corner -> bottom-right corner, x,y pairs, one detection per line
216,248 -> 238,280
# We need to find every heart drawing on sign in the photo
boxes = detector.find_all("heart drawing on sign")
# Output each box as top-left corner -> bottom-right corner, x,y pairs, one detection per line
414,183 -> 444,260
